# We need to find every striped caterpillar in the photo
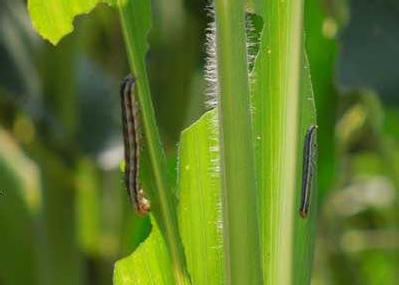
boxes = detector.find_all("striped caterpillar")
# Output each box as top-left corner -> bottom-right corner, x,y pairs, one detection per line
120,75 -> 150,215
299,125 -> 317,218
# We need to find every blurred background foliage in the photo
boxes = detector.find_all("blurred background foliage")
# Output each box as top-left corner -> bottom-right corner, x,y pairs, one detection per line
0,0 -> 398,284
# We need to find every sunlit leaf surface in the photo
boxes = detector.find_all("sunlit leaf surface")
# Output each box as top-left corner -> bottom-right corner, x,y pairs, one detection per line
28,0 -> 116,44
178,109 -> 225,284
113,217 -> 175,285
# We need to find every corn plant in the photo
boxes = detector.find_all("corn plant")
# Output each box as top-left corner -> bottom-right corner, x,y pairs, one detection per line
27,0 -> 317,284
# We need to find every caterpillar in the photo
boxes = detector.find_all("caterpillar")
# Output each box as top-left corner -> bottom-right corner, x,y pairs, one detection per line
120,75 -> 150,215
299,125 -> 317,218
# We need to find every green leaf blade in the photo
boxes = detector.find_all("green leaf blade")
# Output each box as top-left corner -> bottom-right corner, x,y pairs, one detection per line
251,1 -> 313,284
117,0 -> 188,283
213,0 -> 263,283
114,218 -> 175,285
178,109 -> 225,285
292,54 -> 318,285
28,0 -> 116,45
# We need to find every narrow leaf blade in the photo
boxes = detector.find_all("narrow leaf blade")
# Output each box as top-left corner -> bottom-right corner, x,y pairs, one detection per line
178,109 -> 225,284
